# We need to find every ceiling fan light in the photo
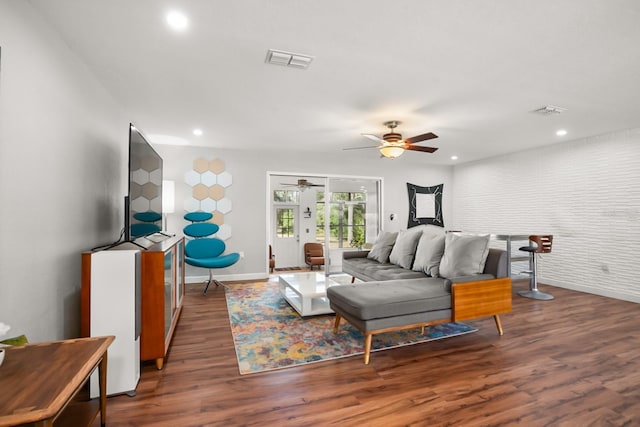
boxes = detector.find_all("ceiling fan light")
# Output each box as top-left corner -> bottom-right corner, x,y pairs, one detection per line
379,145 -> 405,159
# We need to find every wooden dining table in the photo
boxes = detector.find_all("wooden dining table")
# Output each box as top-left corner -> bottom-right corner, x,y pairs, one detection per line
0,335 -> 114,427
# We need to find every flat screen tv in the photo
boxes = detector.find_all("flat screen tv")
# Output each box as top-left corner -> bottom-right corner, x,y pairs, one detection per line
125,123 -> 163,242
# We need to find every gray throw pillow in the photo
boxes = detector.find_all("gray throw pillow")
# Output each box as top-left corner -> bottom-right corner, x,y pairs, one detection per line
389,229 -> 422,269
412,232 -> 446,277
422,224 -> 446,238
367,231 -> 398,263
439,233 -> 491,278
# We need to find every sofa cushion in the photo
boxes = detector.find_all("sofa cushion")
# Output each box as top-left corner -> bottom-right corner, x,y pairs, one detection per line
389,229 -> 422,269
374,265 -> 428,281
367,231 -> 398,263
439,233 -> 491,279
326,278 -> 451,320
412,232 -> 446,277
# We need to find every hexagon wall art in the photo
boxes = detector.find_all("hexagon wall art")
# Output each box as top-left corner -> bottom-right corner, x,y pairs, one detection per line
183,158 -> 233,240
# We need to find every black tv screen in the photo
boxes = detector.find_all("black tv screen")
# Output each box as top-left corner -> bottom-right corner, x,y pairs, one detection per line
126,123 -> 163,241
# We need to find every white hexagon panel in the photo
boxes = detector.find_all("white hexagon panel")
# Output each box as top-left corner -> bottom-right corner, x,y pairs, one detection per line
217,171 -> 232,188
201,171 -> 217,187
183,197 -> 200,213
184,170 -> 201,187
217,224 -> 232,241
216,197 -> 232,214
200,198 -> 217,212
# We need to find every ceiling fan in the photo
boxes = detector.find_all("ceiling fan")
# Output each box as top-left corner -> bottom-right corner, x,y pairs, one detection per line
345,121 -> 439,158
280,178 -> 325,190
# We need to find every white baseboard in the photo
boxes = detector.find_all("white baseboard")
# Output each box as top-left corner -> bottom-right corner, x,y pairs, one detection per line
543,279 -> 640,304
185,272 -> 268,284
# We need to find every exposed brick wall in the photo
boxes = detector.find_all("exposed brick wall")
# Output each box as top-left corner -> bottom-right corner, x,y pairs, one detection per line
451,128 -> 640,302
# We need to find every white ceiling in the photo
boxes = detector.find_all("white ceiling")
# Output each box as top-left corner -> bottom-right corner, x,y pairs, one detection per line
30,0 -> 640,164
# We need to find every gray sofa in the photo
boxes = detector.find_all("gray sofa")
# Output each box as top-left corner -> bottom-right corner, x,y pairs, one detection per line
327,228 -> 512,364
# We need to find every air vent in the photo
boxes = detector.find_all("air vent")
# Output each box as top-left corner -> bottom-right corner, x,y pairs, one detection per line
266,49 -> 314,69
531,105 -> 567,115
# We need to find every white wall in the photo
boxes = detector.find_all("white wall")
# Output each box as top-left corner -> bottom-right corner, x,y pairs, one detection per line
154,144 -> 453,282
452,129 -> 640,303
0,2 -> 127,341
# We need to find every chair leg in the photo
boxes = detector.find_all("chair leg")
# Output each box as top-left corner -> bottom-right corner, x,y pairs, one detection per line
203,275 -> 212,295
518,253 -> 554,300
203,270 -> 221,295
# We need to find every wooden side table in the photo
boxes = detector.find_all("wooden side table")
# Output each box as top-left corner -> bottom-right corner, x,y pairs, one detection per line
0,336 -> 114,427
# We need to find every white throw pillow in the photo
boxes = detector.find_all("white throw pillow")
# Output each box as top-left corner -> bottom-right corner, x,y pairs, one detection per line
412,232 -> 446,277
439,233 -> 491,278
367,231 -> 398,263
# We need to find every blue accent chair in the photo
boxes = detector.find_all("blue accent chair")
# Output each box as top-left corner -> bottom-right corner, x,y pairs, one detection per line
184,211 -> 213,223
183,213 -> 241,294
184,223 -> 220,237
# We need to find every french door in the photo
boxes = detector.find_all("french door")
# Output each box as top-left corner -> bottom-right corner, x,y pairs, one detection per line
268,173 -> 382,274
271,204 -> 300,268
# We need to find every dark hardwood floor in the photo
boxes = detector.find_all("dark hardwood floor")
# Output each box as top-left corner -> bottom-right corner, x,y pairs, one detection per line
96,277 -> 640,427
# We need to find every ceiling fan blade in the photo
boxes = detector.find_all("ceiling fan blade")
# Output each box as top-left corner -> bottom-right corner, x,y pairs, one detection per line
343,145 -> 381,151
361,133 -> 384,143
405,132 -> 438,144
405,145 -> 438,153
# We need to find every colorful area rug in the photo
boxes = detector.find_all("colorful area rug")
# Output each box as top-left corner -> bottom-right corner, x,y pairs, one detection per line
225,279 -> 477,375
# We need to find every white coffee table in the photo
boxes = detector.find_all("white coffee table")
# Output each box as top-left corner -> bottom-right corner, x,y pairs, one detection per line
278,272 -> 342,316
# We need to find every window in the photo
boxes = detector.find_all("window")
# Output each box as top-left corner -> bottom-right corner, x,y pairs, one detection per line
276,208 -> 295,238
273,190 -> 299,203
316,192 -> 366,248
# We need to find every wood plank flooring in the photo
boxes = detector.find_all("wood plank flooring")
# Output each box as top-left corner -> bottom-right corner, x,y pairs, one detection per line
95,277 -> 640,426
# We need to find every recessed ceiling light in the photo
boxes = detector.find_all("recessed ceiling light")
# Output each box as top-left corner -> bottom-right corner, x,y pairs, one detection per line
556,129 -> 567,136
193,128 -> 203,136
166,11 -> 188,31
451,155 -> 458,160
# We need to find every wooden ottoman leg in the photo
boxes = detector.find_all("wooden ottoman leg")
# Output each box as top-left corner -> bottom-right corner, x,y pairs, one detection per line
333,313 -> 342,333
364,333 -> 373,365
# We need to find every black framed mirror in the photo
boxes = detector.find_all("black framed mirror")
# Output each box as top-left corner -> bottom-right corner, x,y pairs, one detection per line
407,182 -> 444,228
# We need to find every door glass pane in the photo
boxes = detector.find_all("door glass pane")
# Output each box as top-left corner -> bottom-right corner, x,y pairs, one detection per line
324,177 -> 381,274
323,191 -> 369,249
276,208 -> 295,238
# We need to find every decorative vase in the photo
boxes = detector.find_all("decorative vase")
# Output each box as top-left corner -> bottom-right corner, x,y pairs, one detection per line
0,348 -> 5,367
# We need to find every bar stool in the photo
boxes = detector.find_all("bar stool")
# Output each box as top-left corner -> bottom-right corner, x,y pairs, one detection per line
518,235 -> 554,300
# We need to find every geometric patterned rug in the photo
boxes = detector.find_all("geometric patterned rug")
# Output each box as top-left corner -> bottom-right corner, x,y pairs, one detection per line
225,278 -> 477,375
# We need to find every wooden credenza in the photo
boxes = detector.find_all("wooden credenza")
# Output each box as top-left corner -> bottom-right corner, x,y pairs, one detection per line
82,235 -> 184,371
139,235 -> 185,369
